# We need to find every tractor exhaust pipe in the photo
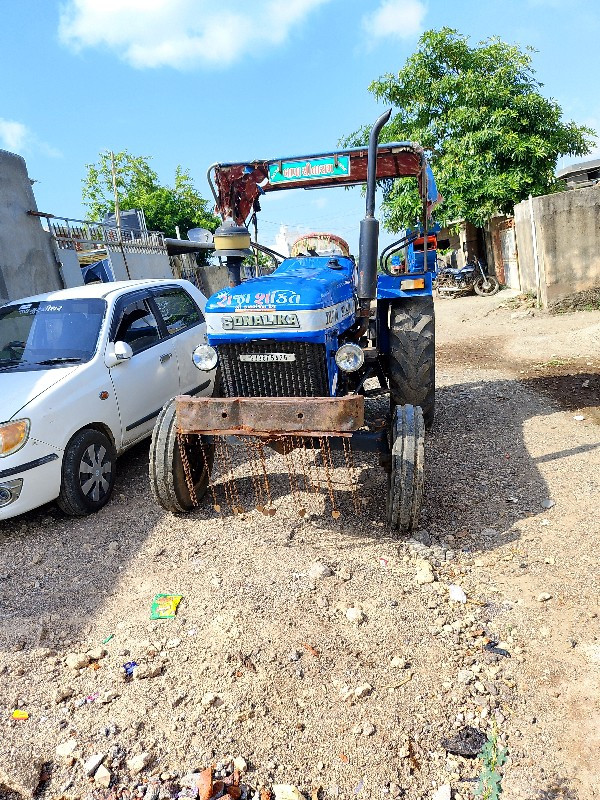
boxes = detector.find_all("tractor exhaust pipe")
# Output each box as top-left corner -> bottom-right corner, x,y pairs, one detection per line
357,108 -> 392,301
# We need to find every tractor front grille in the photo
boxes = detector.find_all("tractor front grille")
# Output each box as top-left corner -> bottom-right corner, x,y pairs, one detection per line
217,340 -> 330,397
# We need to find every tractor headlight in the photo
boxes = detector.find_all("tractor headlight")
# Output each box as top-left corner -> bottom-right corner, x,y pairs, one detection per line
0,419 -> 30,457
192,344 -> 218,371
335,344 -> 364,373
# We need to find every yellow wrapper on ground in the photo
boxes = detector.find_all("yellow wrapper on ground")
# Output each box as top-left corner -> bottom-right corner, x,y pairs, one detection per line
150,594 -> 183,619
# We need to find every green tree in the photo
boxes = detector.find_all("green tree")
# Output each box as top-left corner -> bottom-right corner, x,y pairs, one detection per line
82,151 -> 220,239
343,28 -> 596,230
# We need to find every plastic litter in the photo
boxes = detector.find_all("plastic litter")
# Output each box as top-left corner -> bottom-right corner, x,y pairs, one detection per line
122,660 -> 139,677
448,584 -> 467,603
75,693 -> 99,707
102,633 -> 115,644
11,709 -> 29,720
151,594 -> 183,619
441,726 -> 487,757
484,640 -> 511,658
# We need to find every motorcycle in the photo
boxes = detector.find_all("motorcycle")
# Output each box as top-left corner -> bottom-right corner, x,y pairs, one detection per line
436,256 -> 500,298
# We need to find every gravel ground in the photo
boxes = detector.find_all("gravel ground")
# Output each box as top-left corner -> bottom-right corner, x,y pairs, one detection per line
0,290 -> 598,800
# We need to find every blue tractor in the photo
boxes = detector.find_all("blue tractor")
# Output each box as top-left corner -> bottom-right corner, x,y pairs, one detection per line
150,111 -> 441,533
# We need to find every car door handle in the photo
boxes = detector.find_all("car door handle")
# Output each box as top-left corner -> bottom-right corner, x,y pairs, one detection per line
160,352 -> 172,363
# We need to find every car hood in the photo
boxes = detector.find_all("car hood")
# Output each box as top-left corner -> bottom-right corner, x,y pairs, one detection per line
0,366 -> 80,422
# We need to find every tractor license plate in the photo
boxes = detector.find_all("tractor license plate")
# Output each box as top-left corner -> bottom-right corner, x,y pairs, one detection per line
239,353 -> 296,363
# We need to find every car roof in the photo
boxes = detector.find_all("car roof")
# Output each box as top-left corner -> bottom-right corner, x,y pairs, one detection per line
1,279 -> 200,307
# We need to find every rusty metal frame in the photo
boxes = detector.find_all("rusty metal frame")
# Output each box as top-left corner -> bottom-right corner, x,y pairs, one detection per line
176,395 -> 364,437
207,142 -> 425,225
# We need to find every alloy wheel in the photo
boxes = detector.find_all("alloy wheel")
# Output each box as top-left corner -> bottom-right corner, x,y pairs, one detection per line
79,444 -> 113,502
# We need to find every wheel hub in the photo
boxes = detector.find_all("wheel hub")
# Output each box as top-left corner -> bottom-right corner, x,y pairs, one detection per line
79,444 -> 112,502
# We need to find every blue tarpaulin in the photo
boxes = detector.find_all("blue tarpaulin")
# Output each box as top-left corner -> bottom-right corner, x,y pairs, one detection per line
82,258 -> 113,284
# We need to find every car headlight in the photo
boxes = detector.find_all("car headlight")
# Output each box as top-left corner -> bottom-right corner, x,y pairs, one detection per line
192,344 -> 218,371
0,419 -> 30,457
335,343 -> 364,373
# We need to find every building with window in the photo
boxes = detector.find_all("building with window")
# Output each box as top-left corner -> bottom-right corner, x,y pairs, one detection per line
557,158 -> 600,189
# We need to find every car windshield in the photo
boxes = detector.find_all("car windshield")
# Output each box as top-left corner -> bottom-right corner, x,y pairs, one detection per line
0,298 -> 106,371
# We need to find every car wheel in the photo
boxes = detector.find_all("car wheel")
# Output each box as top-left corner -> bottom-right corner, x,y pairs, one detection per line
57,428 -> 117,516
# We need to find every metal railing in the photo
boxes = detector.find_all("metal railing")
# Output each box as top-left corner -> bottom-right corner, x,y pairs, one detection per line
32,213 -> 166,256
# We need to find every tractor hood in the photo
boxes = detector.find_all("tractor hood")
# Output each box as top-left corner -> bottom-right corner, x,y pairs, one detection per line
205,256 -> 357,341
206,256 -> 355,311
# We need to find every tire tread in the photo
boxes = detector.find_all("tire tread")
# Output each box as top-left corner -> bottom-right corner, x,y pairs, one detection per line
389,296 -> 435,427
386,404 -> 425,534
57,428 -> 116,516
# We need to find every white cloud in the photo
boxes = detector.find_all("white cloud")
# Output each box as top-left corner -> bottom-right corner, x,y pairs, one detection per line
0,119 -> 29,152
59,0 -> 333,70
0,118 -> 62,158
362,0 -> 426,42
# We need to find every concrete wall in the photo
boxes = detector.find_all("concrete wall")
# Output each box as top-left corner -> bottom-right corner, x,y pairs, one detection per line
107,247 -> 173,282
196,262 -> 230,298
57,248 -> 85,288
513,201 -> 537,295
167,255 -> 229,298
514,187 -> 600,306
0,150 -> 63,303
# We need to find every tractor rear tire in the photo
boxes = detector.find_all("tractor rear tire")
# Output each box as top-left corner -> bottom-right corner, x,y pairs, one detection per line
386,404 -> 425,534
389,296 -> 435,428
150,398 -> 214,513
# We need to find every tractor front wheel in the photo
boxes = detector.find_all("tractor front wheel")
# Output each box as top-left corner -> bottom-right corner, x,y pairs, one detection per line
386,404 -> 425,534
389,296 -> 435,428
150,399 -> 214,513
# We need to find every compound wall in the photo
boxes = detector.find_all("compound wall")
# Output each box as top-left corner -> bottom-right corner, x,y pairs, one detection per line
514,187 -> 600,306
107,248 -> 173,282
0,150 -> 63,303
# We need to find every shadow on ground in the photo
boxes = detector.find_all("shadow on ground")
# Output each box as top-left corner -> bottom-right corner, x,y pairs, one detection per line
0,366 -> 597,653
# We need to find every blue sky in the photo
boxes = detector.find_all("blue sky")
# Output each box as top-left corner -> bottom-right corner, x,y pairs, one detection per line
1,0 -> 599,254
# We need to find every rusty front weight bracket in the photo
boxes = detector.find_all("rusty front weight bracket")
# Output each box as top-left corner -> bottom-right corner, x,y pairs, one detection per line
175,395 -> 365,437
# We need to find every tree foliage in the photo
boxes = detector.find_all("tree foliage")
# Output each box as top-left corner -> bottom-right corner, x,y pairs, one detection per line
82,151 -> 220,239
343,28 -> 596,230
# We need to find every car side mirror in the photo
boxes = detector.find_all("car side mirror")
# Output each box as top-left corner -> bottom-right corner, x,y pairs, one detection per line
105,340 -> 133,368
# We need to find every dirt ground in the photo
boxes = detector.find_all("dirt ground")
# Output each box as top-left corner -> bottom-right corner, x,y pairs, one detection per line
0,290 -> 599,800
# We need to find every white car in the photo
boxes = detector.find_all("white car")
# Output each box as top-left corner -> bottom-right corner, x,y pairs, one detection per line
0,279 -> 216,519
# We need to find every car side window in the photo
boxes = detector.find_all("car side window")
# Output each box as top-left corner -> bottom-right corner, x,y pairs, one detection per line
114,300 -> 161,355
153,288 -> 203,336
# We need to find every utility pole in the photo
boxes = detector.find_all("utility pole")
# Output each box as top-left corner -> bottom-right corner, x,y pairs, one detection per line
109,151 -> 131,279
110,151 -> 121,234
